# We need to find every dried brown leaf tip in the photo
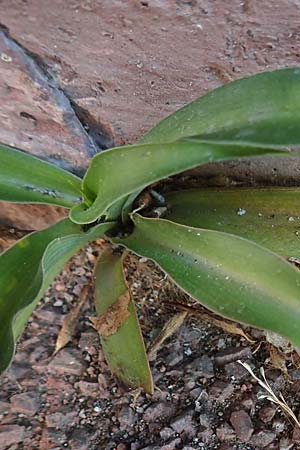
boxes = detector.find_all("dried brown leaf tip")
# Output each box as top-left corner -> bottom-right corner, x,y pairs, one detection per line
54,285 -> 89,355
91,291 -> 131,337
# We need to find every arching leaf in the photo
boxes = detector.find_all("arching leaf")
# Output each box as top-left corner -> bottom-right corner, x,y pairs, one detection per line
93,248 -> 153,393
0,219 -> 114,374
116,215 -> 300,350
0,143 -> 83,208
141,68 -> 300,148
70,141 -> 286,224
165,187 -> 300,258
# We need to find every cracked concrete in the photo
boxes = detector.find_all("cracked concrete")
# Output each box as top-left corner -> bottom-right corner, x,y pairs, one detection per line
1,0 -> 300,229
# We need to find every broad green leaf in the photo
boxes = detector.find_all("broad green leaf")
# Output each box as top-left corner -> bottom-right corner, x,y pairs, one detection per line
70,141 -> 287,224
115,68 -> 300,222
165,188 -> 300,258
116,215 -> 300,349
93,248 -> 153,393
0,143 -> 83,208
141,68 -> 300,148
0,219 -> 114,374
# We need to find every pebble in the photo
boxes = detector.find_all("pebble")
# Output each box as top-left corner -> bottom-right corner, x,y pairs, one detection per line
143,402 -> 176,422
273,418 -> 285,434
78,332 -> 99,350
258,405 -> 276,423
0,401 -> 10,415
201,357 -> 215,378
53,299 -> 63,307
118,406 -> 136,430
216,424 -> 236,441
209,381 -> 234,403
160,427 -> 174,440
230,409 -> 254,442
251,431 -> 276,448
280,437 -> 294,449
69,427 -> 97,450
77,381 -> 99,397
0,425 -> 25,449
46,411 -> 77,430
10,392 -> 40,417
160,438 -> 182,450
48,349 -> 84,376
171,411 -> 196,438
292,425 -> 300,442
225,361 -> 249,380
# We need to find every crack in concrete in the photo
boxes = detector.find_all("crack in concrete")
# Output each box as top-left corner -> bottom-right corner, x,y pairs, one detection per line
0,23 -> 114,159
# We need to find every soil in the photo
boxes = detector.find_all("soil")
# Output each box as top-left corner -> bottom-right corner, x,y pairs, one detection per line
1,237 -> 300,450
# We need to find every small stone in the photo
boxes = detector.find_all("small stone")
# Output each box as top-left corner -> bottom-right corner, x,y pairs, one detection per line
194,390 -> 209,412
161,438 -> 181,450
78,332 -> 99,350
46,411 -> 77,430
69,427 -> 97,450
251,431 -> 276,448
216,424 -> 236,442
209,381 -> 234,403
53,299 -> 63,307
96,373 -> 109,399
230,410 -> 254,442
87,252 -> 97,263
10,392 -> 39,416
0,401 -> 10,415
201,355 -> 214,378
144,402 -> 176,422
93,406 -> 101,413
171,411 -> 196,438
292,424 -> 300,442
280,437 -> 294,449
225,362 -> 249,381
165,352 -> 183,367
79,409 -> 86,419
0,425 -> 25,449
258,405 -> 276,423
116,445 -> 127,450
160,427 -> 174,440
273,419 -> 285,434
118,406 -> 136,430
48,349 -> 84,376
291,368 -> 300,381
55,283 -> 65,291
77,381 -> 99,397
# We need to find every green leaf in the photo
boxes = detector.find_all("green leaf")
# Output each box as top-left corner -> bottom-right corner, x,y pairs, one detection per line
70,141 -> 287,224
165,187 -> 300,258
0,143 -> 83,208
116,214 -> 300,349
141,68 -> 300,148
0,218 -> 114,374
112,68 -> 300,222
93,248 -> 153,393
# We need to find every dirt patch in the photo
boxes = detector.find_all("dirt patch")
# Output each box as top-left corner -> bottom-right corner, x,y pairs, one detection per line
0,240 -> 299,449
